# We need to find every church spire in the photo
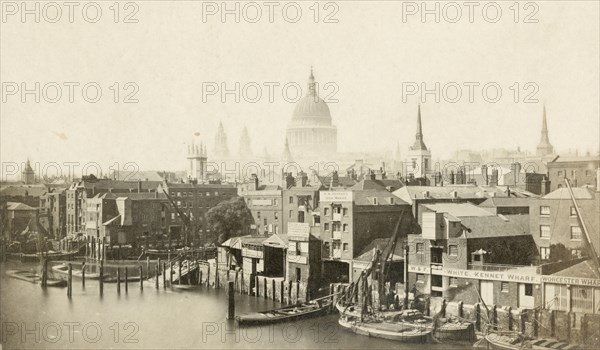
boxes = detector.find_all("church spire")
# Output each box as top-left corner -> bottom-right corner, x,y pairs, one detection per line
536,105 -> 554,156
282,137 -> 293,162
411,104 -> 428,151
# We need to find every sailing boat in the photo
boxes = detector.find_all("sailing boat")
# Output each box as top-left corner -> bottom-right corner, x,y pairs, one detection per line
336,213 -> 475,343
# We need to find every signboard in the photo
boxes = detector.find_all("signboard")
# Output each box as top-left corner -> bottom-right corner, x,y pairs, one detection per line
287,222 -> 310,237
409,265 -> 600,287
320,191 -> 353,202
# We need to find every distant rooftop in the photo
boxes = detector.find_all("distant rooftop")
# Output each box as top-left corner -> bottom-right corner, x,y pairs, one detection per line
543,187 -> 595,200
423,202 -> 495,217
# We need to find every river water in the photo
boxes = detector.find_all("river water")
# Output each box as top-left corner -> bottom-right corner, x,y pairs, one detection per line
0,261 -> 469,349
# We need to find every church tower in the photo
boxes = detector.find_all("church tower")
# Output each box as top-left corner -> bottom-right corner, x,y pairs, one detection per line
187,134 -> 207,182
404,105 -> 432,178
282,138 -> 293,163
21,159 -> 35,184
536,105 -> 555,157
213,121 -> 230,158
239,125 -> 253,158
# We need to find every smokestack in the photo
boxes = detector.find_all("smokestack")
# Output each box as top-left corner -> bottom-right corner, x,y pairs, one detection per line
332,171 -> 339,187
481,165 -> 488,185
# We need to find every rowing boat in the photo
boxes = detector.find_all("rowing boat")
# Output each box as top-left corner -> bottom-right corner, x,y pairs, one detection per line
484,333 -> 581,350
338,315 -> 433,343
236,298 -> 331,325
6,270 -> 67,287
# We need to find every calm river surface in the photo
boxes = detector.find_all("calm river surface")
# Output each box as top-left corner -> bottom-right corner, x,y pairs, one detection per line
0,261 -> 469,349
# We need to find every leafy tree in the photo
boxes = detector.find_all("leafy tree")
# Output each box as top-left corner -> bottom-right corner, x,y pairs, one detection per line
206,197 -> 252,244
549,243 -> 573,262
481,239 -> 536,265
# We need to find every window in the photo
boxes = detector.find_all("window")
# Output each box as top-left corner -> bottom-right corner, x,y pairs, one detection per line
571,249 -> 582,257
570,226 -> 582,241
540,206 -> 550,216
274,212 -> 278,221
524,284 -> 533,296
182,202 -> 187,208
449,245 -> 458,256
324,223 -> 330,231
343,208 -> 348,216
449,277 -> 458,286
416,274 -> 425,283
570,206 -> 577,216
313,216 -> 320,226
295,242 -> 301,255
372,198 -> 378,205
295,268 -> 301,282
289,210 -> 293,218
275,225 -> 279,234
540,225 -> 551,239
189,202 -> 193,208
289,196 -> 293,204
540,247 -> 550,260
324,208 -> 329,216
177,192 -> 181,197
501,282 -> 509,292
257,211 -> 261,218
206,192 -> 210,196
274,199 -> 278,206
188,192 -> 192,196
171,213 -> 175,220
557,171 -> 563,177
263,218 -> 267,226
343,224 -> 349,232
343,243 -> 348,251
214,191 -> 218,196
182,192 -> 187,197
585,170 -> 592,176
416,243 -> 424,253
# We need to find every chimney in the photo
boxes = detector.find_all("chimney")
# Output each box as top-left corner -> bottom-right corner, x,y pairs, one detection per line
138,180 -> 142,193
490,168 -> 499,186
285,172 -> 295,189
450,170 -> 455,185
541,175 -> 549,195
456,167 -> 465,185
251,173 -> 259,191
369,170 -> 376,181
332,171 -> 339,187
296,171 -> 308,187
481,165 -> 488,185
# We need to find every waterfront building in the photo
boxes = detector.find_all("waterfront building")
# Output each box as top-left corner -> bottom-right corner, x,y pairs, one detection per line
286,222 -> 322,298
281,171 -> 323,237
158,181 -> 238,242
318,187 -> 411,283
529,187 -> 599,262
406,202 -> 538,307
39,188 -> 66,240
238,174 -> 283,235
4,202 -> 38,242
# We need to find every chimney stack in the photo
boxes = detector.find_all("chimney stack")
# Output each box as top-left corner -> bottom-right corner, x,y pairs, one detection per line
138,180 -> 142,193
285,172 -> 295,189
450,170 -> 455,185
490,168 -> 499,186
296,171 -> 308,187
481,165 -> 488,185
332,171 -> 339,187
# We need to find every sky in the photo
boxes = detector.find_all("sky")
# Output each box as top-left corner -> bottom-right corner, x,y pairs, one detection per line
1,0 -> 599,177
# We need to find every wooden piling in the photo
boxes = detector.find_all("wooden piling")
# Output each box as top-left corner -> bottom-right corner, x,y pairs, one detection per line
178,260 -> 182,285
155,262 -> 159,289
280,280 -> 284,303
146,257 -> 150,276
207,264 -> 211,286
139,265 -> 144,291
117,268 -> 121,294
255,275 -> 260,297
235,269 -> 239,292
296,281 -> 300,303
163,263 -> 167,289
81,262 -> 86,287
99,262 -> 104,295
263,278 -> 267,299
67,263 -> 72,297
272,279 -> 276,301
41,259 -> 48,288
169,262 -> 173,285
227,281 -> 235,320
125,267 -> 128,293
196,260 -> 201,285
475,303 -> 481,332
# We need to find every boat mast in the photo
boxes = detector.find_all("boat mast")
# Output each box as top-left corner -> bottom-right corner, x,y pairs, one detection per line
564,178 -> 600,272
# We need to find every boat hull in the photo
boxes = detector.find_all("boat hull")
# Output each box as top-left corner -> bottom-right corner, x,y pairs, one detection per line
338,317 -> 432,343
237,302 -> 330,325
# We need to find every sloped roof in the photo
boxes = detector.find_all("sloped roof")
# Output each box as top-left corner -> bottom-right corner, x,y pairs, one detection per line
460,216 -> 529,239
1,185 -> 47,197
543,187 -> 595,200
350,179 -> 388,191
7,202 -> 37,211
479,197 -> 533,208
316,175 -> 357,188
423,203 -> 495,217
393,185 -> 503,204
356,238 -> 405,262
263,234 -> 289,248
103,215 -> 122,226
550,259 -> 600,279
352,190 -> 408,206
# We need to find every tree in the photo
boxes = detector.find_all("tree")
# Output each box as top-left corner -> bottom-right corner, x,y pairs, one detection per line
206,197 -> 252,244
549,243 -> 573,262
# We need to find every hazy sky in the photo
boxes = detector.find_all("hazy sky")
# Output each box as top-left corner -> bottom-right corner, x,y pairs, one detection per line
1,1 -> 599,176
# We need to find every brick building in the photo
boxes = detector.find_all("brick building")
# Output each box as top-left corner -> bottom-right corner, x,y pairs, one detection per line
529,187 -> 600,262
318,188 -> 411,282
39,188 -> 66,240
406,202 -> 538,309
547,155 -> 600,192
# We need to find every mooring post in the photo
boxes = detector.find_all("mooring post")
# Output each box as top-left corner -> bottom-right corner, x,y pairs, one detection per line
81,262 -> 86,287
264,278 -> 268,299
155,262 -> 159,289
99,261 -> 104,296
139,265 -> 144,291
117,268 -> 121,294
227,281 -> 235,320
146,257 -> 150,276
272,279 -> 276,301
196,260 -> 201,285
163,262 -> 167,289
67,263 -> 73,297
255,275 -> 260,297
41,258 -> 48,288
178,260 -> 182,285
125,267 -> 128,293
